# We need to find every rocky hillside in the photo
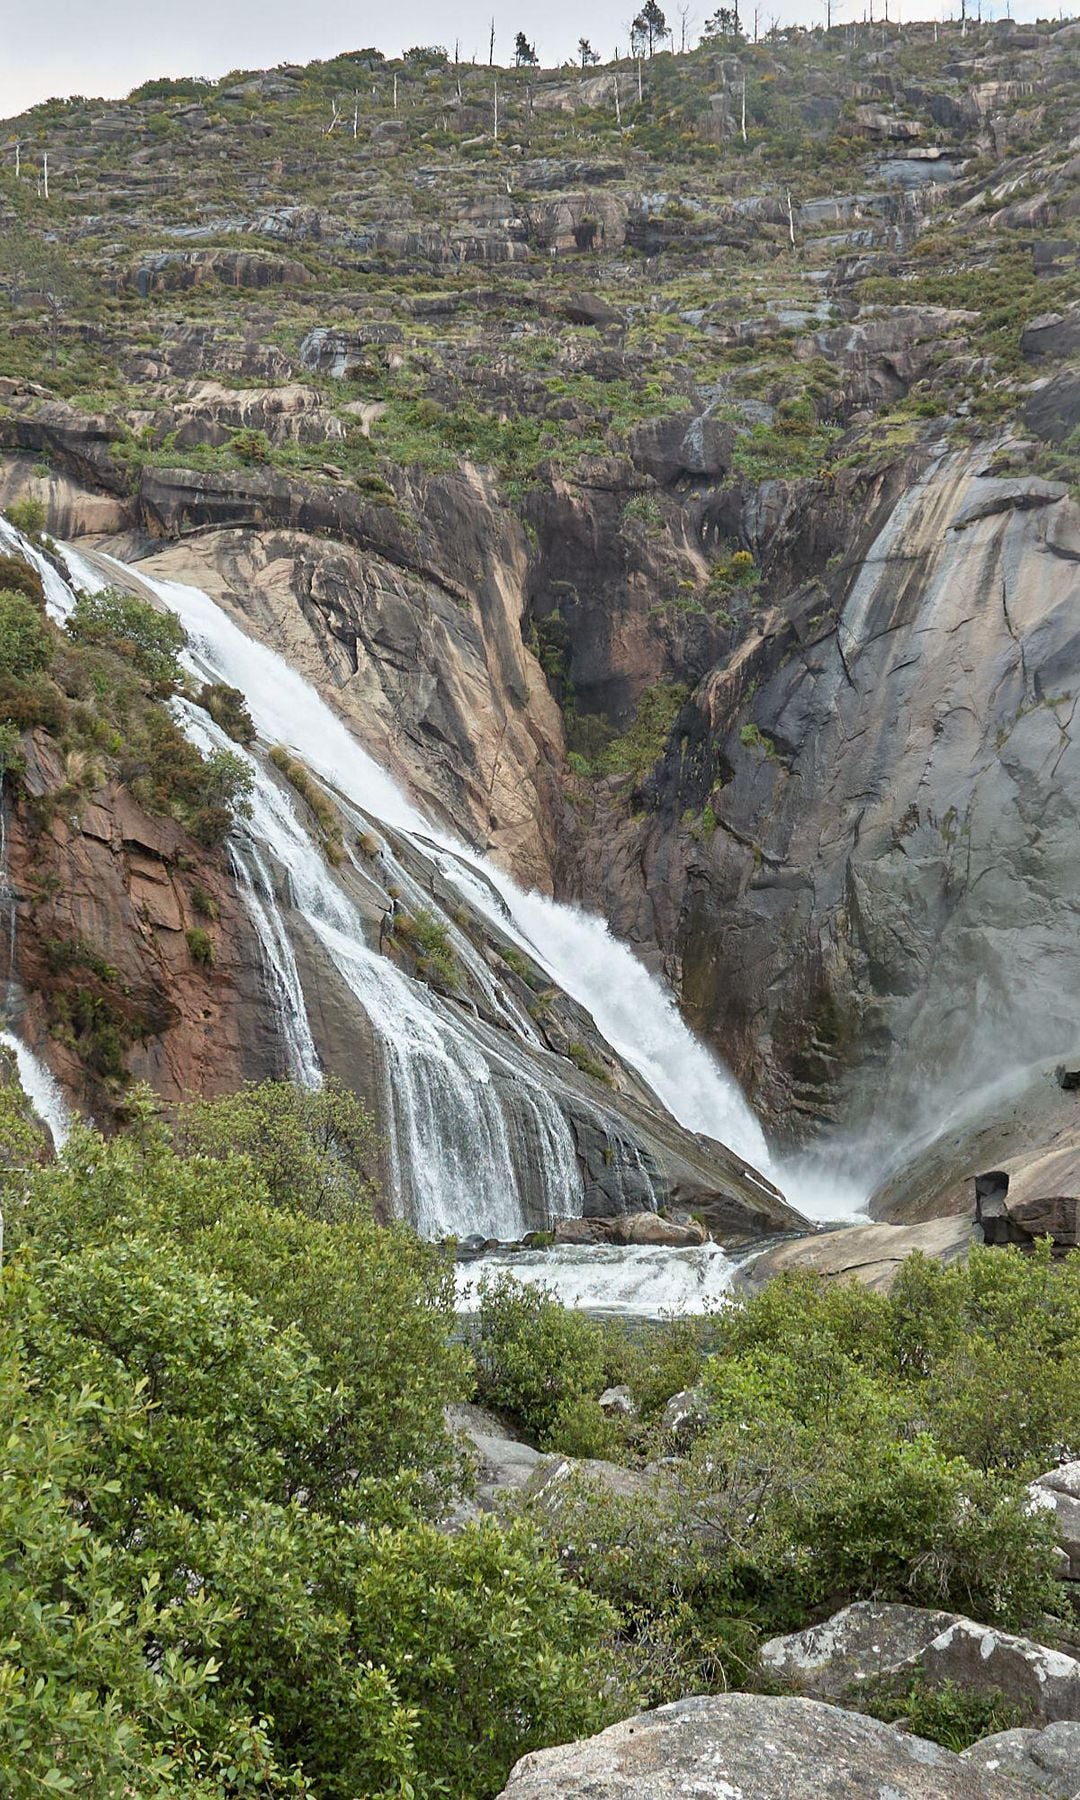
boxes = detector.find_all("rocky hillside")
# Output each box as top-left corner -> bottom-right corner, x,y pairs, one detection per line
2,18 -> 1080,1174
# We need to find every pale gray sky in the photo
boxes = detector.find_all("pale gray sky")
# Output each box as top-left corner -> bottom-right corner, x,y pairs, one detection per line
0,0 -> 1051,119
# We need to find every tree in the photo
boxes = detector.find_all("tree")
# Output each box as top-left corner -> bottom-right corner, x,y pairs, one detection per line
68,588 -> 186,687
578,36 -> 601,63
703,3 -> 741,34
634,0 -> 671,53
514,30 -> 540,63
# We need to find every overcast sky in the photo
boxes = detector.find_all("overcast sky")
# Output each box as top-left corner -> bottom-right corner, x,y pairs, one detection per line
0,0 -> 1053,119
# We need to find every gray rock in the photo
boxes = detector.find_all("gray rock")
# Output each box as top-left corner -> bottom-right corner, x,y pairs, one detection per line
443,1402 -> 549,1528
745,1218 -> 974,1293
963,1720 -> 1080,1797
626,413 -> 734,486
1021,312 -> 1080,359
598,1384 -> 636,1418
660,1385 -> 709,1442
761,1601 -> 960,1699
495,1692 -> 1036,1798
1028,1468 -> 1080,1582
763,1602 -> 1080,1726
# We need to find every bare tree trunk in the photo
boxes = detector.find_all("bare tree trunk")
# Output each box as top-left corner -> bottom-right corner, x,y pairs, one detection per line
489,18 -> 496,65
613,74 -> 622,124
786,188 -> 795,247
493,78 -> 499,139
741,77 -> 747,141
42,153 -> 49,201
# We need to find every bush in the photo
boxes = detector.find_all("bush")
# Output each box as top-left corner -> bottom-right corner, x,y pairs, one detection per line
4,498 -> 46,538
69,589 -> 186,687
0,554 -> 45,606
269,746 -> 343,863
474,1274 -> 611,1445
856,1677 -> 1032,1754
186,925 -> 215,966
199,681 -> 256,746
0,589 -> 52,681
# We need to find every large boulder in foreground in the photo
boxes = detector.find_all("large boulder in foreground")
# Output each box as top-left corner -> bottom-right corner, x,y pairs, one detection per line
1030,1463 -> 1080,1581
495,1693 -> 1037,1798
762,1602 -> 1080,1726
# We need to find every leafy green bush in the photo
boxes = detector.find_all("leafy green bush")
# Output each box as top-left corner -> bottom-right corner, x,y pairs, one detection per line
474,1274 -> 611,1445
4,498 -> 47,538
186,925 -> 215,965
69,588 -> 186,687
855,1677 -> 1032,1753
1,1092 -> 616,1797
394,907 -> 458,986
0,588 -> 53,681
199,681 -> 256,746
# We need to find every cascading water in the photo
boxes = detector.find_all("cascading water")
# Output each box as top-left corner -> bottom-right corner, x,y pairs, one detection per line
0,1029 -> 71,1150
76,556 -> 773,1173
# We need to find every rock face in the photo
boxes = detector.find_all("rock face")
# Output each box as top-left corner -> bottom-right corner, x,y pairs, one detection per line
870,1057 -> 1080,1227
5,732 -> 283,1121
495,1693 -> 1035,1799
744,1217 -> 975,1292
762,1602 -> 1080,1727
582,452 -> 1080,1151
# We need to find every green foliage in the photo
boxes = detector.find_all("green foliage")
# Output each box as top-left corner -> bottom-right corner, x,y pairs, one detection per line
855,1677 -> 1032,1754
2,1089 -> 615,1797
268,746 -> 344,863
567,1039 -> 611,1084
199,682 -> 256,746
584,684 -> 689,784
174,1076 -> 381,1224
474,1274 -> 614,1446
186,925 -> 215,965
69,589 -> 186,687
0,588 -> 52,681
0,554 -> 45,605
393,907 -> 458,987
4,498 -> 47,538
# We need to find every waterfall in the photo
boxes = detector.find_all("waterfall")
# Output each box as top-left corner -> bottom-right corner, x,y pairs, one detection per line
0,1029 -> 71,1150
2,519 -> 782,1234
79,558 -> 771,1171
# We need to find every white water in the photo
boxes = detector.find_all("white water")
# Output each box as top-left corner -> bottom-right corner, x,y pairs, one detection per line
0,523 -> 855,1251
78,558 -> 772,1171
0,1028 -> 71,1149
455,1241 -> 739,1318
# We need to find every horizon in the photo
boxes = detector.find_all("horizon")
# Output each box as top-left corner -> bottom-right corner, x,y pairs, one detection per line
0,0 -> 1061,122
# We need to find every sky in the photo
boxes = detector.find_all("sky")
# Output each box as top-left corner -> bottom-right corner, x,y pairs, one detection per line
0,0 -> 1055,119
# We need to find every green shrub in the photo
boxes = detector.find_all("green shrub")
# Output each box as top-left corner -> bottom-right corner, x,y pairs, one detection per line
186,925 -> 215,966
69,589 -> 186,687
0,554 -> 45,606
474,1274 -> 610,1445
0,589 -> 52,681
394,907 -> 457,987
199,681 -> 256,746
4,498 -> 47,538
189,883 -> 219,920
568,1039 -> 612,1084
855,1677 -> 1032,1754
269,746 -> 344,863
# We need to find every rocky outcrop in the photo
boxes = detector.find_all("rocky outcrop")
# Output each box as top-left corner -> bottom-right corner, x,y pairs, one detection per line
744,1216 -> 975,1292
495,1693 -> 1035,1799
762,1602 -> 1080,1727
554,1211 -> 706,1247
5,733 -> 282,1121
581,451 -> 1080,1152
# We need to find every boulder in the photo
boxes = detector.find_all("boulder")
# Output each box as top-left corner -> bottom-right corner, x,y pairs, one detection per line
443,1402 -> 549,1527
597,1385 -> 636,1419
761,1601 -> 960,1699
744,1217 -> 975,1293
660,1385 -> 709,1442
1029,1464 -> 1080,1580
1021,312 -> 1080,360
553,1211 -> 707,1248
625,413 -> 735,487
963,1720 -> 1080,1797
522,1453 -> 659,1525
762,1602 -> 1080,1727
495,1693 -> 1036,1798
